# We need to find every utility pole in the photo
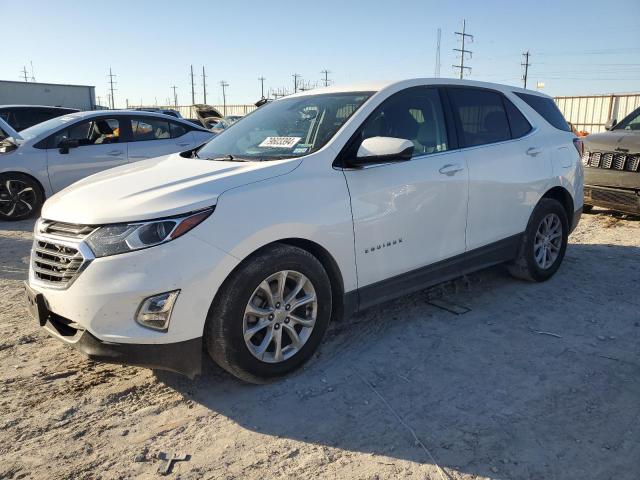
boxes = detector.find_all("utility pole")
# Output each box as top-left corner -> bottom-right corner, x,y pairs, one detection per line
292,73 -> 301,93
21,66 -> 29,82
320,69 -> 331,87
435,28 -> 441,78
189,65 -> 196,105
29,61 -> 36,82
202,66 -> 207,104
108,68 -> 117,109
258,76 -> 266,98
171,85 -> 178,107
521,50 -> 531,89
220,81 -> 229,116
453,19 -> 473,79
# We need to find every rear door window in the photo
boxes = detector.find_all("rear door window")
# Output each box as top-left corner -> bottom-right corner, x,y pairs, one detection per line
514,92 -> 570,132
447,88 -> 512,147
130,117 -> 171,141
169,122 -> 189,138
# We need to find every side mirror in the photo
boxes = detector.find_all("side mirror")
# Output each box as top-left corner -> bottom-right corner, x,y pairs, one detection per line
605,118 -> 617,131
58,138 -> 79,154
351,137 -> 414,166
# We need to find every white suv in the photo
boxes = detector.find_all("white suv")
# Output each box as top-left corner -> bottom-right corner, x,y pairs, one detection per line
25,79 -> 583,383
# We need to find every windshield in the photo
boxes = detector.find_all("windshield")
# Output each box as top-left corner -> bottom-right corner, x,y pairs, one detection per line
19,114 -> 82,141
615,107 -> 640,131
197,92 -> 372,160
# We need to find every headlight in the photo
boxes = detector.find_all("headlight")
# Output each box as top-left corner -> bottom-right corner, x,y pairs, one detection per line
86,207 -> 214,257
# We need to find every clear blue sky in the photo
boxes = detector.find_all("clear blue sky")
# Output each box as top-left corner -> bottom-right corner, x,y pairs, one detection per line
2,0 -> 639,107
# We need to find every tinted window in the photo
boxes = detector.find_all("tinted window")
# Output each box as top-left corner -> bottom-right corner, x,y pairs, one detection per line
504,98 -> 532,138
354,87 -> 448,157
616,107 -> 640,131
130,118 -> 171,141
448,88 -> 510,147
51,118 -> 121,147
170,122 -> 188,138
514,92 -> 570,132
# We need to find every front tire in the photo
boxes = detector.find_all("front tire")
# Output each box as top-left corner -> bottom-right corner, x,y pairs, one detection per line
508,198 -> 569,282
204,244 -> 332,383
0,173 -> 43,220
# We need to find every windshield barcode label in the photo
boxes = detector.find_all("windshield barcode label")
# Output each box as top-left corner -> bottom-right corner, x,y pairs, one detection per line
259,136 -> 302,148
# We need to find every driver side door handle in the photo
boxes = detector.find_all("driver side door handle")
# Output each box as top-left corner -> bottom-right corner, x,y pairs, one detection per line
526,147 -> 542,157
107,150 -> 123,156
438,164 -> 464,176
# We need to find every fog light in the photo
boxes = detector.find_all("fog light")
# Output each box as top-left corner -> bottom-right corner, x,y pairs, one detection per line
136,290 -> 180,331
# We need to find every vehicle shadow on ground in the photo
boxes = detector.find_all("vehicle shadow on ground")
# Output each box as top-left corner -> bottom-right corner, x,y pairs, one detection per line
159,242 -> 640,479
0,223 -> 33,281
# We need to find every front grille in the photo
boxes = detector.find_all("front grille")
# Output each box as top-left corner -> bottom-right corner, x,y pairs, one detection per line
40,220 -> 96,239
585,151 -> 640,172
32,240 -> 85,286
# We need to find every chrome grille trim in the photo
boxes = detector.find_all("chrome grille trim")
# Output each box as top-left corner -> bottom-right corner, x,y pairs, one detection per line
30,220 -> 96,290
585,151 -> 639,172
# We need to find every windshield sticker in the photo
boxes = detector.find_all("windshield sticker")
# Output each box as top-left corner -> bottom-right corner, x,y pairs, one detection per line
259,136 -> 302,148
293,147 -> 309,154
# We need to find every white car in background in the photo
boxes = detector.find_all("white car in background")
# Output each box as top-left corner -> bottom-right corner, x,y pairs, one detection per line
25,79 -> 583,383
0,110 -> 213,220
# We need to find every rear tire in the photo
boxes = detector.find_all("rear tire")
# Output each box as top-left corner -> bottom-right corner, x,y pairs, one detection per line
0,173 -> 43,221
508,198 -> 569,282
204,244 -> 332,383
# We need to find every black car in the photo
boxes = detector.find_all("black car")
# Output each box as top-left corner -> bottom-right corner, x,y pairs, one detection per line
0,105 -> 79,131
582,107 -> 640,215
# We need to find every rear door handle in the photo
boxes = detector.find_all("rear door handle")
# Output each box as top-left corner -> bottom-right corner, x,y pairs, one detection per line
177,142 -> 190,147
438,164 -> 464,176
107,150 -> 123,156
526,147 -> 542,157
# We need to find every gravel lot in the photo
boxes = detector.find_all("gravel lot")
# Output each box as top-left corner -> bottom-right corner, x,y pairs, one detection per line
1,209 -> 639,480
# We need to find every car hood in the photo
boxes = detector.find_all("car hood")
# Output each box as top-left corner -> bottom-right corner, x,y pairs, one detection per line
42,153 -> 301,224
583,130 -> 640,153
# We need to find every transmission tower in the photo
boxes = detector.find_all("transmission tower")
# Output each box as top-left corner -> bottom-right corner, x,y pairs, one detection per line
292,73 -> 301,93
202,67 -> 207,104
108,68 -> 117,108
453,19 -> 473,79
321,69 -> 331,87
220,81 -> 229,115
171,85 -> 178,107
258,76 -> 266,98
522,51 -> 531,89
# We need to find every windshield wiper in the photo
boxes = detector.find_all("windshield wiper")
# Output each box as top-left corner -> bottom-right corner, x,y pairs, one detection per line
205,154 -> 251,162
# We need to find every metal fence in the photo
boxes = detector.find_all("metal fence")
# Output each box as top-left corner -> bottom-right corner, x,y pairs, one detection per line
554,93 -> 640,134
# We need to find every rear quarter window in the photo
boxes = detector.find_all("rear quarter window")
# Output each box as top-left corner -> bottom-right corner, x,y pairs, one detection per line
515,92 -> 570,132
504,98 -> 532,138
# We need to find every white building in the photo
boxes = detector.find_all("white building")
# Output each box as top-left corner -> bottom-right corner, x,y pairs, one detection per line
0,80 -> 96,110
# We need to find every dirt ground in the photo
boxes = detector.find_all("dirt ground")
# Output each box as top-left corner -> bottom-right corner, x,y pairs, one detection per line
1,209 -> 639,480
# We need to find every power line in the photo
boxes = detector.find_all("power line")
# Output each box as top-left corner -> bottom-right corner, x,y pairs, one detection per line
320,69 -> 331,87
202,66 -> 207,104
108,68 -> 117,109
435,28 -> 441,78
453,19 -> 473,79
258,76 -> 266,98
220,81 -> 229,116
190,65 -> 196,105
292,73 -> 301,93
522,50 -> 531,89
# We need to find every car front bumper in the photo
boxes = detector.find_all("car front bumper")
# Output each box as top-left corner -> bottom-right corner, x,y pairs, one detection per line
26,230 -> 239,376
585,185 -> 640,215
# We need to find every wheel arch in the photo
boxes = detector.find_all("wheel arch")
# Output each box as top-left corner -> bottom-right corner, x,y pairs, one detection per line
0,170 -> 47,200
218,237 -> 349,324
540,186 -> 574,222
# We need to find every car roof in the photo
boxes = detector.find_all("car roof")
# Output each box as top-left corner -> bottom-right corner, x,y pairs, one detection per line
56,110 -> 208,129
285,78 -> 553,100
0,105 -> 79,111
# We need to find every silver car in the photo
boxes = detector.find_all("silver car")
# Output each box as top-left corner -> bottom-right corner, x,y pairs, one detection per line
0,110 -> 214,220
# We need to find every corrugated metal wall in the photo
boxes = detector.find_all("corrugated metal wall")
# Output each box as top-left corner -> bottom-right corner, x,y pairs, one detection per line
554,93 -> 640,134
0,80 -> 96,110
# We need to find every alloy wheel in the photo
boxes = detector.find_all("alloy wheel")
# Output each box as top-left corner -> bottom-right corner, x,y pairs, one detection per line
0,179 -> 36,218
243,270 -> 317,363
533,213 -> 563,269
